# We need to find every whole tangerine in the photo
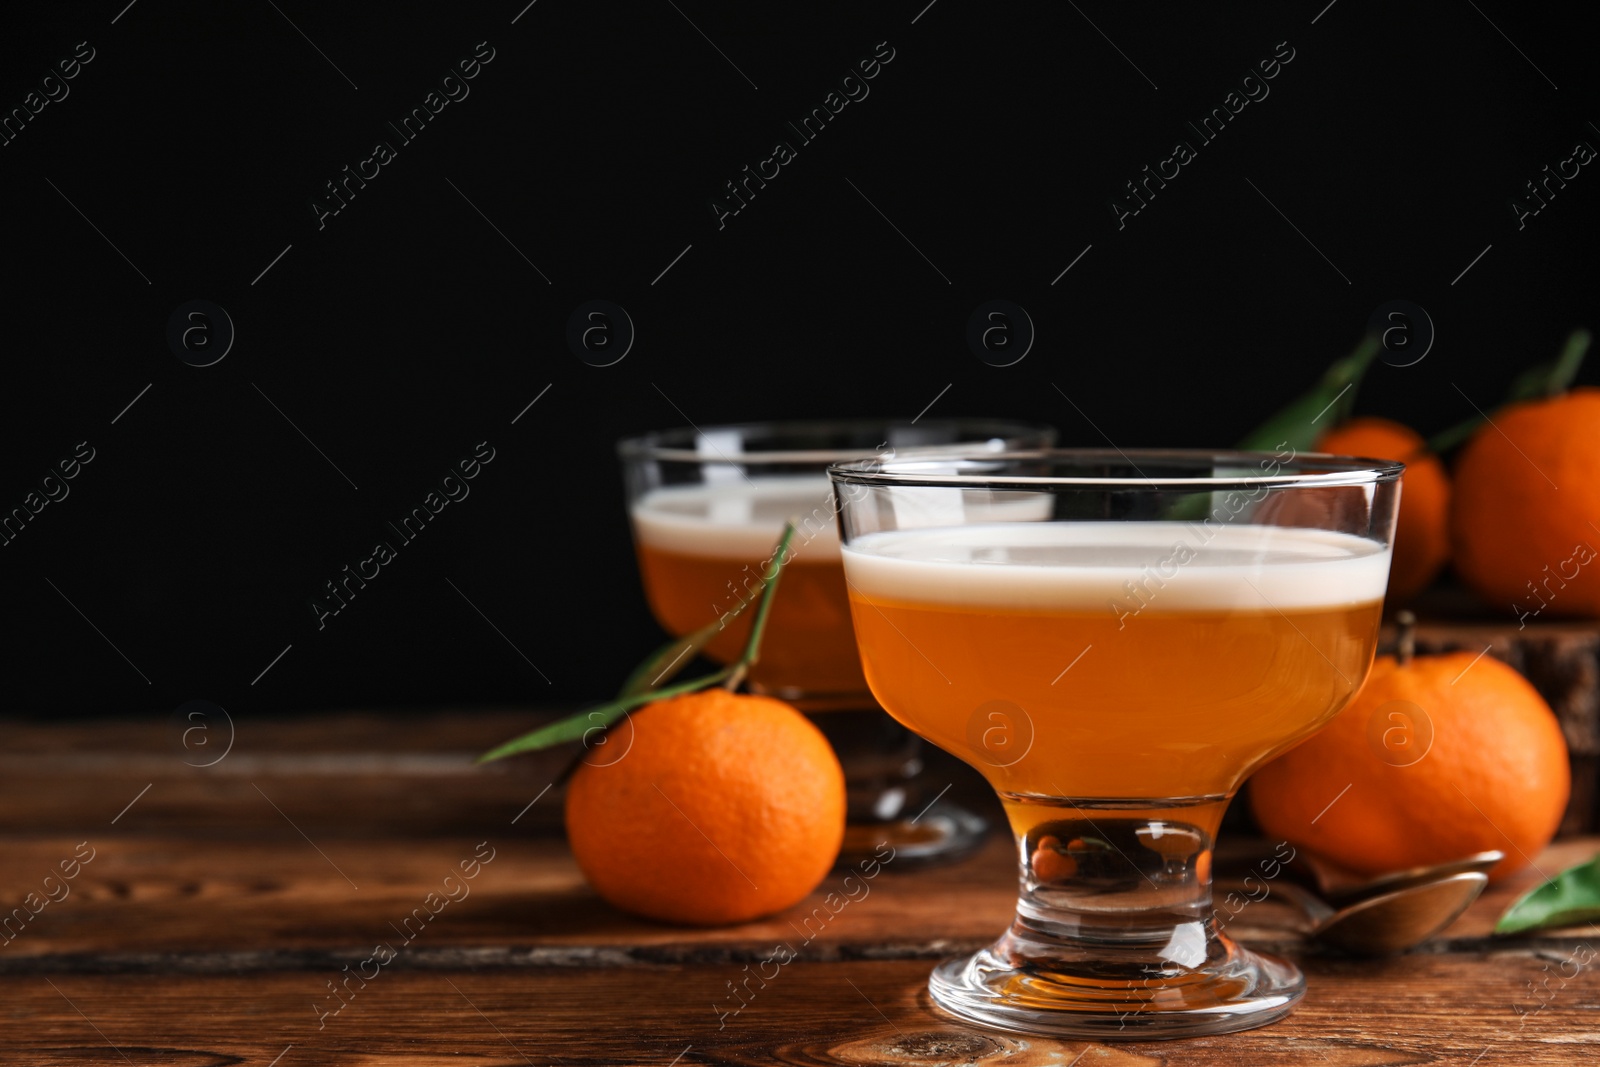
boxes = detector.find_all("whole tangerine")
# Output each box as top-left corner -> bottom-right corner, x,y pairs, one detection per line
565,688 -> 846,925
1452,387 -> 1600,617
1249,648 -> 1568,881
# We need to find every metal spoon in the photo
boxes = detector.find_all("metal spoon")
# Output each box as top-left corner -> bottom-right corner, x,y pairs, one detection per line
1291,850 -> 1504,907
1261,872 -> 1490,956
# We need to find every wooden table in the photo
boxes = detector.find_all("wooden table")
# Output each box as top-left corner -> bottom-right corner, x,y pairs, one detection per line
2,711 -> 1597,1065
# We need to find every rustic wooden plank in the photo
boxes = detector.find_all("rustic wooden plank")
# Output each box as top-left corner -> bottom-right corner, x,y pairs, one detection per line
0,711 -> 995,843
4,664 -> 1595,841
3,952 -> 1597,1066
0,833 -> 1011,964
0,833 -> 1593,966
0,710 -> 579,835
1,706 -> 1597,1064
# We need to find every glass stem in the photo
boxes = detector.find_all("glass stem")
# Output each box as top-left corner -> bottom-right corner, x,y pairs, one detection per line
999,795 -> 1233,977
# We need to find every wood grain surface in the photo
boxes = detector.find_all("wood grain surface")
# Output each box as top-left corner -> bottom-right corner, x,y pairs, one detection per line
1,709 -> 1596,1064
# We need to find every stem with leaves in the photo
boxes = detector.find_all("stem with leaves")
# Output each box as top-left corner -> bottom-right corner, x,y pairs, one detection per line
1234,333 -> 1381,454
477,523 -> 798,765
724,530 -> 790,690
1427,329 -> 1592,455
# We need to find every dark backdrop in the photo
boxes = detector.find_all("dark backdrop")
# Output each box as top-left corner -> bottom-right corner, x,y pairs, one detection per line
1,1 -> 1593,719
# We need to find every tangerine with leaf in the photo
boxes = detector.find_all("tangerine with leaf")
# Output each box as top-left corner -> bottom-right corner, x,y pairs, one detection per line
482,524 -> 847,926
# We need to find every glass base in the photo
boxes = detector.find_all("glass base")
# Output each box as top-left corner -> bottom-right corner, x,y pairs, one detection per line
933,793 -> 1303,1039
839,798 -> 989,869
928,935 -> 1302,1040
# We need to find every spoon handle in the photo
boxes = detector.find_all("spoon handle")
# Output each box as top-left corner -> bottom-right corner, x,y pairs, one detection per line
1212,877 -> 1334,930
1263,879 -> 1338,926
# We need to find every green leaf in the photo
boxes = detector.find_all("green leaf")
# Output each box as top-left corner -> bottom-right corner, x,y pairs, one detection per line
1425,414 -> 1483,456
1165,335 -> 1381,521
616,618 -> 725,699
476,667 -> 735,764
1235,334 -> 1381,454
477,521 -> 800,765
1427,328 -> 1592,455
615,523 -> 797,697
1495,853 -> 1600,935
738,523 -> 797,668
1507,328 -> 1592,403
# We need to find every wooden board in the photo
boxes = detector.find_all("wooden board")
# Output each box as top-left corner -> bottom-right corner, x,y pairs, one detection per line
1,710 -> 1597,1064
8,954 -> 1600,1067
0,833 -> 1594,965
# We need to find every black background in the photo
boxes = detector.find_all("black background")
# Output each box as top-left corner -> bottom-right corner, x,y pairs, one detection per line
0,1 -> 1593,720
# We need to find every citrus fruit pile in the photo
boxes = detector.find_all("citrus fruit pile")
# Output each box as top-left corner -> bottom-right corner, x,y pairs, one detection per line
1315,385 -> 1600,613
1256,373 -> 1597,880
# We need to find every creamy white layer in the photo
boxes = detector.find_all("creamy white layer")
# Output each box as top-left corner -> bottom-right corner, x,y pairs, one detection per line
841,521 -> 1390,611
632,477 -> 1055,560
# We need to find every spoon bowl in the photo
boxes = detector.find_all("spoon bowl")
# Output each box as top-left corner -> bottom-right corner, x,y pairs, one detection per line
1296,850 -> 1504,906
1312,844 -> 1497,908
1220,869 -> 1492,956
1310,872 -> 1489,956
